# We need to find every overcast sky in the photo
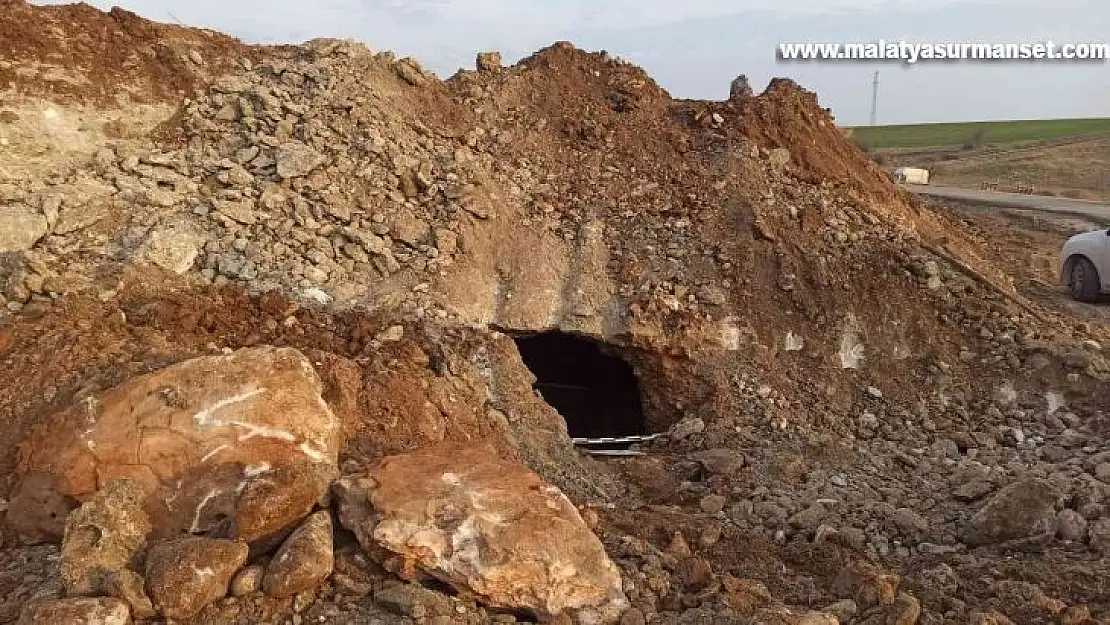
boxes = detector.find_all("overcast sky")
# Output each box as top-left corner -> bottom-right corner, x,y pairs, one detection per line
38,0 -> 1110,125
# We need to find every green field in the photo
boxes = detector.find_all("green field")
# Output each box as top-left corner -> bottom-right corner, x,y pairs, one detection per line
848,117 -> 1110,149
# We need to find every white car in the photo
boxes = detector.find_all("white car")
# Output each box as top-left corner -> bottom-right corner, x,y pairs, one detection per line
1060,229 -> 1110,302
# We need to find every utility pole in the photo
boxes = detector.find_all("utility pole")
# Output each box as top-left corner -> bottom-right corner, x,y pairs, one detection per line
870,71 -> 880,126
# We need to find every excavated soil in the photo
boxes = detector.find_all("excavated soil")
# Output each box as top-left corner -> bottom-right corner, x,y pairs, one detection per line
1,3 -> 1109,625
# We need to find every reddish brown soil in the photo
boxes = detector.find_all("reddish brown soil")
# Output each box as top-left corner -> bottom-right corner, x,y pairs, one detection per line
0,0 -> 252,105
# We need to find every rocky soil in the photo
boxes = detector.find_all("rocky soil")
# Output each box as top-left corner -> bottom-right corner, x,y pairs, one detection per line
0,2 -> 1109,624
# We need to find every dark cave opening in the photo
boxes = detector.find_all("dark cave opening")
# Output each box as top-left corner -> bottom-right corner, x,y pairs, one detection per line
514,332 -> 647,440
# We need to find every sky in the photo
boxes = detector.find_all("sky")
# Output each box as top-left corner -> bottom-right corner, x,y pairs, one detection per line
36,0 -> 1110,125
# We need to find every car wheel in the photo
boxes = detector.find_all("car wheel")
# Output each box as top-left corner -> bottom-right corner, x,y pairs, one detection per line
1069,256 -> 1101,302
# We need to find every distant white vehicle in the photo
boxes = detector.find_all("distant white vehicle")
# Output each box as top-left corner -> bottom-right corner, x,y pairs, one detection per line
1060,229 -> 1110,301
894,167 -> 930,185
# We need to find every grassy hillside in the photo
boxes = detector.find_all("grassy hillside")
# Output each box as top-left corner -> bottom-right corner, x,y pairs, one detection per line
848,118 -> 1110,149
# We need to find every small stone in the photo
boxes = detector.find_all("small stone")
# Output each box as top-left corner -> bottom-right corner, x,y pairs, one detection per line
666,530 -> 692,559
394,58 -> 428,86
263,510 -> 334,598
690,448 -> 744,475
434,228 -> 458,255
953,480 -> 994,502
619,607 -> 646,625
109,569 -> 155,620
276,142 -> 326,179
390,212 -> 430,246
145,537 -> 248,619
892,508 -> 929,536
230,565 -> 264,597
961,479 -> 1057,547
721,576 -> 773,614
887,592 -> 921,625
1056,509 -> 1087,542
376,325 -> 404,342
969,610 -> 1016,625
700,494 -> 727,514
729,74 -> 753,100
1060,606 -> 1091,625
1089,517 -> 1110,553
138,228 -> 203,274
866,386 -> 883,399
476,51 -> 502,72
831,561 -> 899,610
1095,462 -> 1110,483
17,597 -> 131,625
823,598 -> 858,622
670,417 -> 705,441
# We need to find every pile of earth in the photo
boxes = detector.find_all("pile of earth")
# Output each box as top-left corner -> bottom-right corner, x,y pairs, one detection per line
0,2 -> 1109,624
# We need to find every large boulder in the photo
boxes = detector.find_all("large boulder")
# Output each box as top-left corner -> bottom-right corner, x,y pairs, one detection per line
9,347 -> 341,546
961,479 -> 1058,548
335,444 -> 628,623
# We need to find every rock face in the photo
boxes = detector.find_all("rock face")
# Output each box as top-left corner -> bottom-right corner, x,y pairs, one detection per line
145,537 -> 248,619
339,444 -> 628,622
17,597 -> 131,625
263,510 -> 334,597
961,479 -> 1058,547
60,479 -> 152,596
0,206 -> 49,252
10,347 -> 341,545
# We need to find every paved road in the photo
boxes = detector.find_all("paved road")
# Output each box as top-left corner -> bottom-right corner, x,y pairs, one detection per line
905,184 -> 1110,223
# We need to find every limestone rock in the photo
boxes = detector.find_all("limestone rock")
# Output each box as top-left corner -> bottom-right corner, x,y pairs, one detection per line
721,576 -> 773,614
145,537 -> 248,619
961,479 -> 1058,547
390,211 -> 429,246
1089,517 -> 1110,553
434,228 -> 457,255
263,510 -> 334,597
108,570 -> 155,620
752,607 -> 840,625
10,347 -> 341,545
342,444 -> 628,622
831,561 -> 899,610
137,227 -> 204,274
60,479 -> 152,596
276,142 -> 326,179
729,74 -> 754,100
886,592 -> 921,625
374,582 -> 456,617
690,448 -> 744,475
476,51 -> 502,72
17,597 -> 131,625
0,206 -> 49,252
230,565 -> 264,596
969,611 -> 1016,625
394,58 -> 428,86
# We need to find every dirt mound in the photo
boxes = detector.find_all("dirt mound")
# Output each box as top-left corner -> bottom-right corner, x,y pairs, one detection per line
0,0 -> 250,105
0,3 -> 1109,624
